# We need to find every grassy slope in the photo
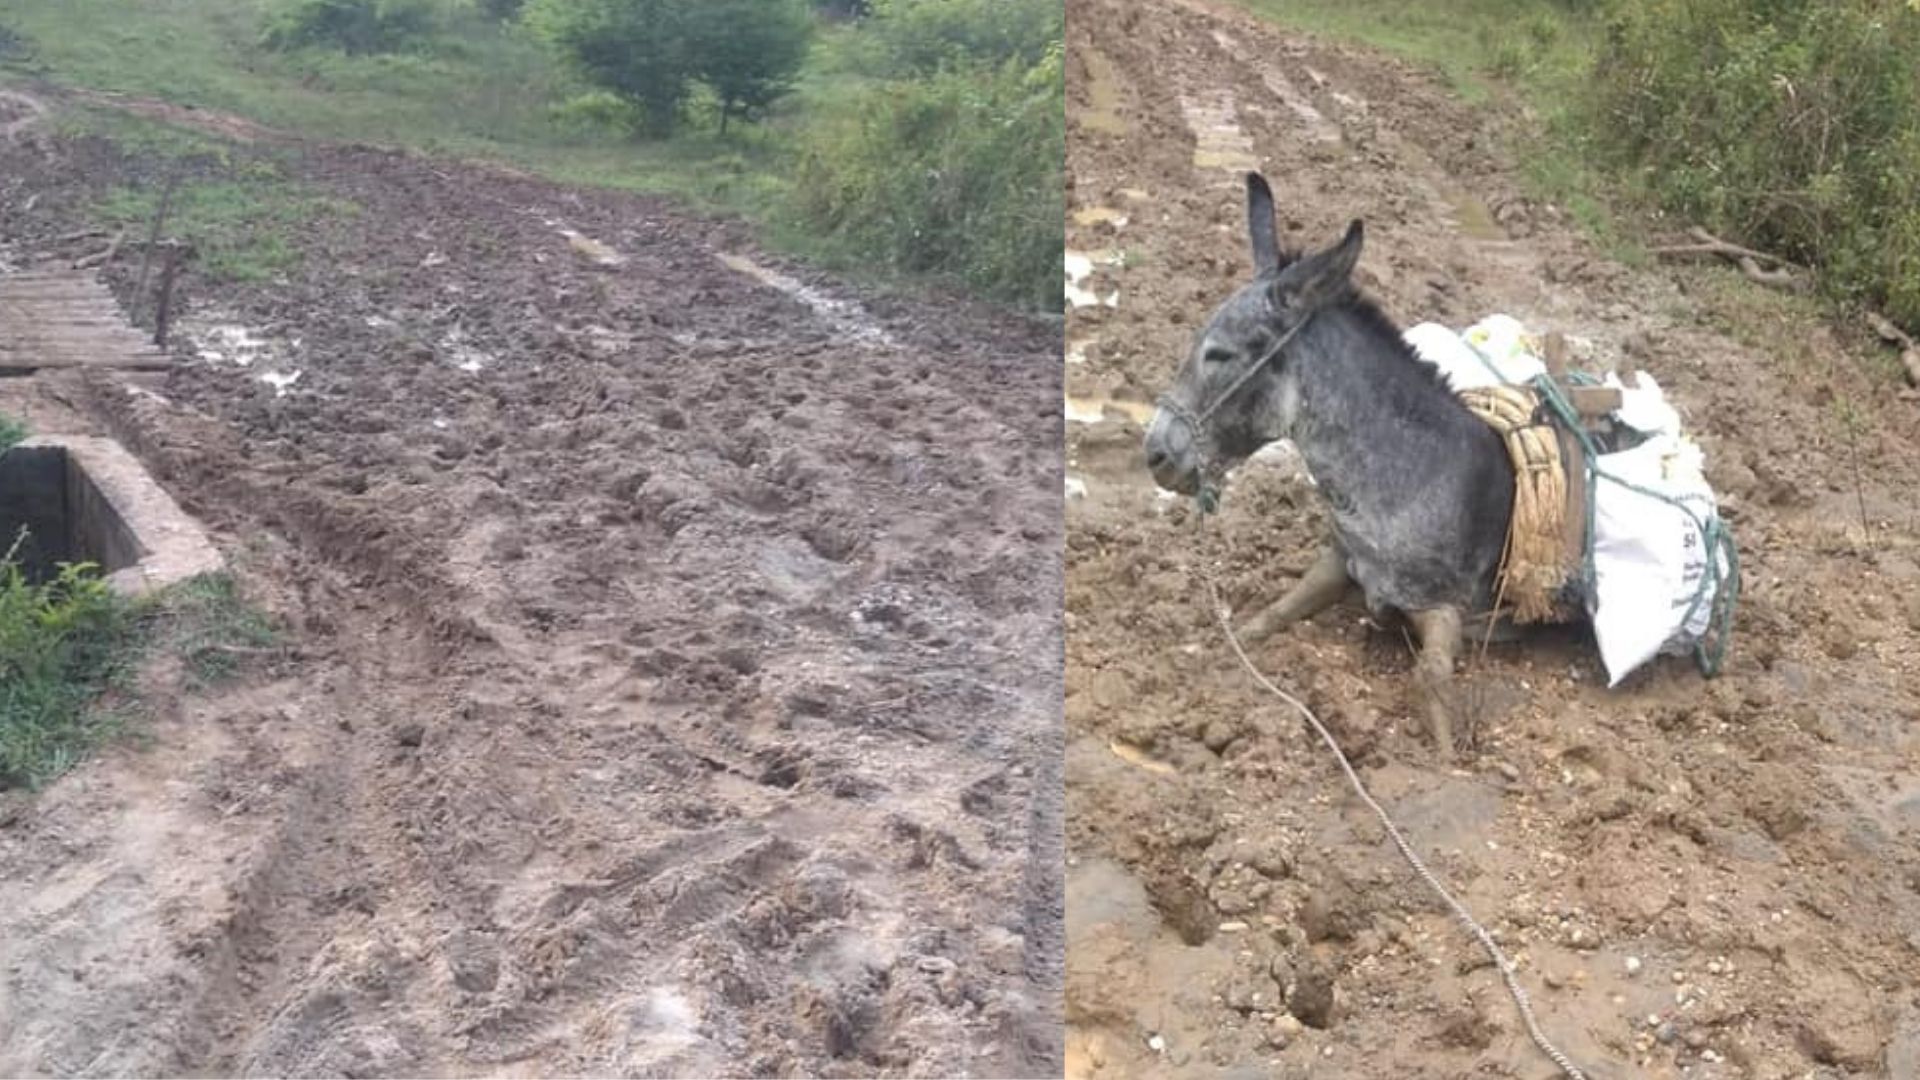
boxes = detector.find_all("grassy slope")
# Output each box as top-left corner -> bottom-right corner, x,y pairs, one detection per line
0,0 -> 849,239
1235,0 -> 1632,251
1233,0 -> 1907,387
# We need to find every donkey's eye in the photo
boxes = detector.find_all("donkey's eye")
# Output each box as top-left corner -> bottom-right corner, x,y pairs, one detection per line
1202,346 -> 1235,365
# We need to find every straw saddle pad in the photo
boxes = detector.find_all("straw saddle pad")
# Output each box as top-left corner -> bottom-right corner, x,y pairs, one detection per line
1454,383 -> 1586,625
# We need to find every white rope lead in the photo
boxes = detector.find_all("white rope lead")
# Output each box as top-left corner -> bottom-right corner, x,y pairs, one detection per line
1197,569 -> 1588,1080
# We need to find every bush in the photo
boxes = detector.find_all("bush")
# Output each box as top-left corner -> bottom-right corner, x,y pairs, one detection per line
546,88 -> 644,136
788,43 -> 1063,309
478,0 -> 527,20
686,0 -> 813,133
0,413 -> 24,455
1590,0 -> 1920,329
0,554 -> 132,789
526,0 -> 811,136
862,0 -> 1062,76
264,0 -> 437,55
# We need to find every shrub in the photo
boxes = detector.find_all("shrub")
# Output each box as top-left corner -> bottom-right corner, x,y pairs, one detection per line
1590,0 -> 1920,329
0,554 -> 132,789
685,0 -> 813,133
788,42 -> 1064,309
264,0 -> 437,55
862,0 -> 1063,76
0,413 -> 24,455
547,88 -> 644,136
527,0 -> 811,136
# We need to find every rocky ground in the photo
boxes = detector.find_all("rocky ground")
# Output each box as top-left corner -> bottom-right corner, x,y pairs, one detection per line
1063,1 -> 1920,1077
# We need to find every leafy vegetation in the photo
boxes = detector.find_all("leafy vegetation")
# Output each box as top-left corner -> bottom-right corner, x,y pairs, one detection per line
1,0 -> 1057,308
854,0 -> 1063,76
0,556 -> 133,789
91,177 -> 359,283
264,0 -> 439,55
0,550 -> 278,790
1239,0 -> 1920,337
789,34 -> 1063,308
526,0 -> 813,135
0,413 -> 25,456
1589,0 -> 1920,330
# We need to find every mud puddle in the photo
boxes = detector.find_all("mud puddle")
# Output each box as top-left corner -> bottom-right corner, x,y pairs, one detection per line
715,250 -> 895,346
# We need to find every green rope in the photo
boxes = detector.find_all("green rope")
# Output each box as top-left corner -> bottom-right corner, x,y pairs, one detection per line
1463,343 -> 1739,677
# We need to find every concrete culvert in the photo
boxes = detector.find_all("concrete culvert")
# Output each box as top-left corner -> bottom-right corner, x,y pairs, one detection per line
0,435 -> 222,593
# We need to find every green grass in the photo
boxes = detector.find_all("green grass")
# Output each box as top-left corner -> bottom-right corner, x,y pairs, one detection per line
90,174 -> 360,282
0,0 -> 833,251
0,558 -> 278,790
0,413 -> 25,455
1230,0 -> 1909,391
153,573 -> 279,686
1231,0 -> 1638,259
1234,0 -> 1593,105
1,1 -> 1059,307
0,558 -> 135,789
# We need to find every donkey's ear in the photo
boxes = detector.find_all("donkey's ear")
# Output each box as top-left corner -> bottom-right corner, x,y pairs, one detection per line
1245,172 -> 1281,274
1270,219 -> 1363,311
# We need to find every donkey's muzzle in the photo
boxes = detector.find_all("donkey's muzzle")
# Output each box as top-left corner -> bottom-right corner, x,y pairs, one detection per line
1143,407 -> 1201,495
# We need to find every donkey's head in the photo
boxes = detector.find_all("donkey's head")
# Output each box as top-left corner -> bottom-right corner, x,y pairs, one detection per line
1144,172 -> 1363,495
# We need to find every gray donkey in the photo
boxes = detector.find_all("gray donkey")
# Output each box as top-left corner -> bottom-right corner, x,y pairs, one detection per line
1143,172 -> 1515,755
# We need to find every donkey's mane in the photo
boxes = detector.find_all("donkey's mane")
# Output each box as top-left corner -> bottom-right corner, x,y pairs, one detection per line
1270,245 -> 1451,393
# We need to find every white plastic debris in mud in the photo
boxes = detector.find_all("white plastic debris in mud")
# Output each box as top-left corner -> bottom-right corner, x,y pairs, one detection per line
1065,250 -> 1120,309
1407,315 -> 1732,685
1065,475 -> 1089,500
184,313 -> 305,397
259,370 -> 302,397
191,322 -> 276,369
715,252 -> 895,347
440,329 -> 491,374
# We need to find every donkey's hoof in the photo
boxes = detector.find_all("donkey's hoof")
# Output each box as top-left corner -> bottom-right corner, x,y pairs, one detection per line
1236,614 -> 1284,644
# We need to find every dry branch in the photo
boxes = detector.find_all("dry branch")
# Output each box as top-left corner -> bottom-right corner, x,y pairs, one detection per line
1737,255 -> 1807,292
1652,226 -> 1808,291
72,230 -> 125,270
1865,312 -> 1920,387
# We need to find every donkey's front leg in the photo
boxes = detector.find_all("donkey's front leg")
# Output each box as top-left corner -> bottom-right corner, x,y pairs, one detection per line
1240,544 -> 1355,643
1407,606 -> 1464,757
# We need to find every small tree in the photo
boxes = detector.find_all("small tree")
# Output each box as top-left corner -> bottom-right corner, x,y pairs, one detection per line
478,0 -> 528,21
685,0 -> 813,133
526,0 -> 692,136
528,0 -> 811,137
263,0 -> 436,55
811,0 -> 870,19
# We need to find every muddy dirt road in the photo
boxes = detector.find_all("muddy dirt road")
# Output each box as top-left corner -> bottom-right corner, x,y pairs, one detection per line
0,100 -> 1062,1077
1064,1 -> 1920,1077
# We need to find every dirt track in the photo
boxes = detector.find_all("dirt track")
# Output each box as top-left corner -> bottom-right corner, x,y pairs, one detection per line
1064,1 -> 1920,1077
0,98 -> 1062,1077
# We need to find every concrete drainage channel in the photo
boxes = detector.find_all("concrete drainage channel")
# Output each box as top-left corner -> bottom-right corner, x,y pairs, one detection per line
0,435 -> 222,594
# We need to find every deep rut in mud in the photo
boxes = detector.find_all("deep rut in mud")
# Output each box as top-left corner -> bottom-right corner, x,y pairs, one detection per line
0,117 -> 1062,1077
1065,1 -> 1920,1078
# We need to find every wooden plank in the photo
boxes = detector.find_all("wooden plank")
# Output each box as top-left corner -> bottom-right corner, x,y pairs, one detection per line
0,339 -> 163,353
0,279 -> 112,290
0,357 -> 172,367
0,314 -> 145,325
0,349 -> 172,371
0,270 -> 172,371
1567,385 -> 1623,417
